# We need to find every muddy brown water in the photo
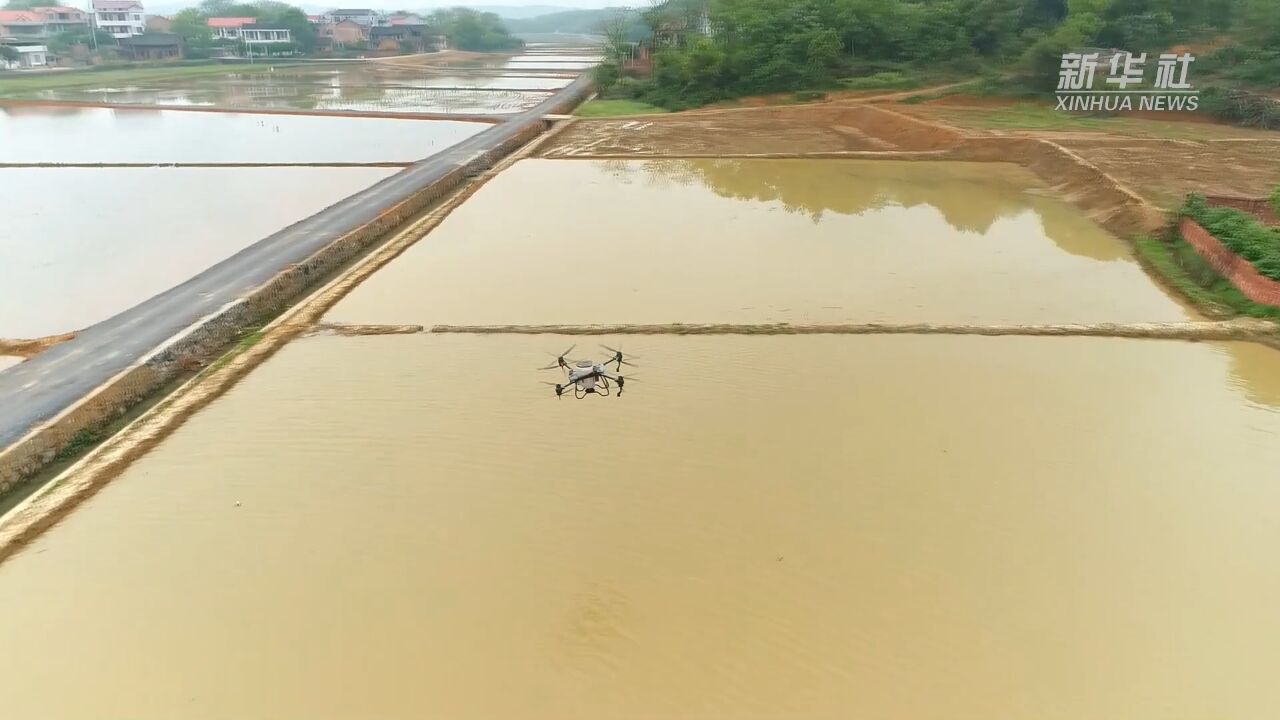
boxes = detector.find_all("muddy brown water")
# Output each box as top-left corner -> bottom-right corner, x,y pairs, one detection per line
0,166 -> 397,338
327,159 -> 1193,327
1,334 -> 1278,719
0,106 -> 486,164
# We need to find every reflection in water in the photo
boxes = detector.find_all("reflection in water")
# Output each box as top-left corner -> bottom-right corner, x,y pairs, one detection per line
628,159 -> 1126,261
1219,341 -> 1280,408
0,107 -> 486,163
0,334 -> 1278,719
328,158 -> 1190,326
0,166 -> 396,337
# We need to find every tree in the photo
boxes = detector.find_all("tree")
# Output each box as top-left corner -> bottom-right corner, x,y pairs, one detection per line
46,27 -> 116,54
0,45 -> 19,68
172,8 -> 216,57
428,8 -> 521,51
598,7 -> 636,67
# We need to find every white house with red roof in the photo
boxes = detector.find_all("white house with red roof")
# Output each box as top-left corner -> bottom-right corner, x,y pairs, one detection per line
91,0 -> 145,38
206,16 -> 256,40
206,16 -> 292,46
0,9 -> 46,37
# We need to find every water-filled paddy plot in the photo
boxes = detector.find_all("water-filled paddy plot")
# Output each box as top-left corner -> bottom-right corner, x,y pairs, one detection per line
328,158 -> 1192,327
0,106 -> 486,164
13,65 -> 567,115
0,166 -> 398,338
0,333 -> 1277,719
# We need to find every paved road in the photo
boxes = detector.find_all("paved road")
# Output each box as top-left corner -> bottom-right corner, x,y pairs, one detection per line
0,75 -> 591,448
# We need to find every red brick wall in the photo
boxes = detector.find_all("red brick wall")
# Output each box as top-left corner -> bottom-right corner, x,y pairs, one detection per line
1205,195 -> 1280,227
1179,217 -> 1280,307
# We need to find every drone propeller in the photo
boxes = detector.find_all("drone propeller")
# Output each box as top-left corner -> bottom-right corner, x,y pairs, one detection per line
600,344 -> 640,369
539,344 -> 578,371
600,344 -> 641,360
540,381 -> 566,398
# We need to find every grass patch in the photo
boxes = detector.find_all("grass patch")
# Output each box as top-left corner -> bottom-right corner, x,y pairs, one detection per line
836,71 -> 922,92
1135,234 -> 1280,321
575,99 -> 668,118
0,61 -> 310,97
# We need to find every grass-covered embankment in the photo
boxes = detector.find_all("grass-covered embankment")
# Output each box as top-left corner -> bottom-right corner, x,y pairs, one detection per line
1181,194 -> 1280,281
1134,235 -> 1280,321
1135,192 -> 1280,322
576,99 -> 668,118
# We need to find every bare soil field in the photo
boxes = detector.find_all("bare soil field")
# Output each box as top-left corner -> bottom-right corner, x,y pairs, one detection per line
542,104 -> 961,156
543,98 -> 1280,211
1053,138 -> 1280,209
544,109 -> 892,155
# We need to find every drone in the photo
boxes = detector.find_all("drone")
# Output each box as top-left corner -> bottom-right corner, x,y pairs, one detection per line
539,344 -> 638,398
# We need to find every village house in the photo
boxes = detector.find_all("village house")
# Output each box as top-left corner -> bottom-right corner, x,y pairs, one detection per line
369,23 -> 442,53
0,41 -> 48,68
326,8 -> 377,27
117,31 -> 180,60
0,10 -> 47,38
32,6 -> 90,33
91,0 -> 145,38
206,16 -> 292,51
239,25 -> 291,46
206,16 -> 255,40
317,18 -> 365,46
388,13 -> 424,25
145,14 -> 170,33
0,7 -> 89,38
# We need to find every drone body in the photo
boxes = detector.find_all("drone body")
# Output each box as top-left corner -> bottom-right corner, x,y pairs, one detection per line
539,346 -> 636,399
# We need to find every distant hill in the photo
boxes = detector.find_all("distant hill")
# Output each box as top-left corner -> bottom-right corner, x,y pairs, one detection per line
504,7 -> 646,37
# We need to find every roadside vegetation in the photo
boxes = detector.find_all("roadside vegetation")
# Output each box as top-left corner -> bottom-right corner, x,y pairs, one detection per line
1181,194 -> 1280,281
576,99 -> 667,117
1135,189 -> 1280,322
593,0 -> 1280,123
427,8 -> 523,51
1135,235 -> 1280,322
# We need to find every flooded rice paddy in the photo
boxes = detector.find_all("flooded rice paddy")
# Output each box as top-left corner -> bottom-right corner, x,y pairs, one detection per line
0,106 -> 486,164
328,158 -> 1192,327
15,65 -> 567,114
503,60 -> 598,71
0,166 -> 396,338
1,333 -> 1278,719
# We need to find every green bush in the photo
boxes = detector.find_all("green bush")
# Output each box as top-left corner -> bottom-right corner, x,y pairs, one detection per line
1182,194 -> 1280,281
1198,87 -> 1280,130
593,62 -> 621,92
837,71 -> 920,91
1270,186 -> 1280,217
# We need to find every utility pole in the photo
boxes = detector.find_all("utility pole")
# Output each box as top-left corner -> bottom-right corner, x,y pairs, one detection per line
86,0 -> 99,53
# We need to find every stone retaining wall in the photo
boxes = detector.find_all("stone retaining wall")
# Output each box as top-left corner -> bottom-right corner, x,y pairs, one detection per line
1205,195 -> 1280,226
1179,217 -> 1280,308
